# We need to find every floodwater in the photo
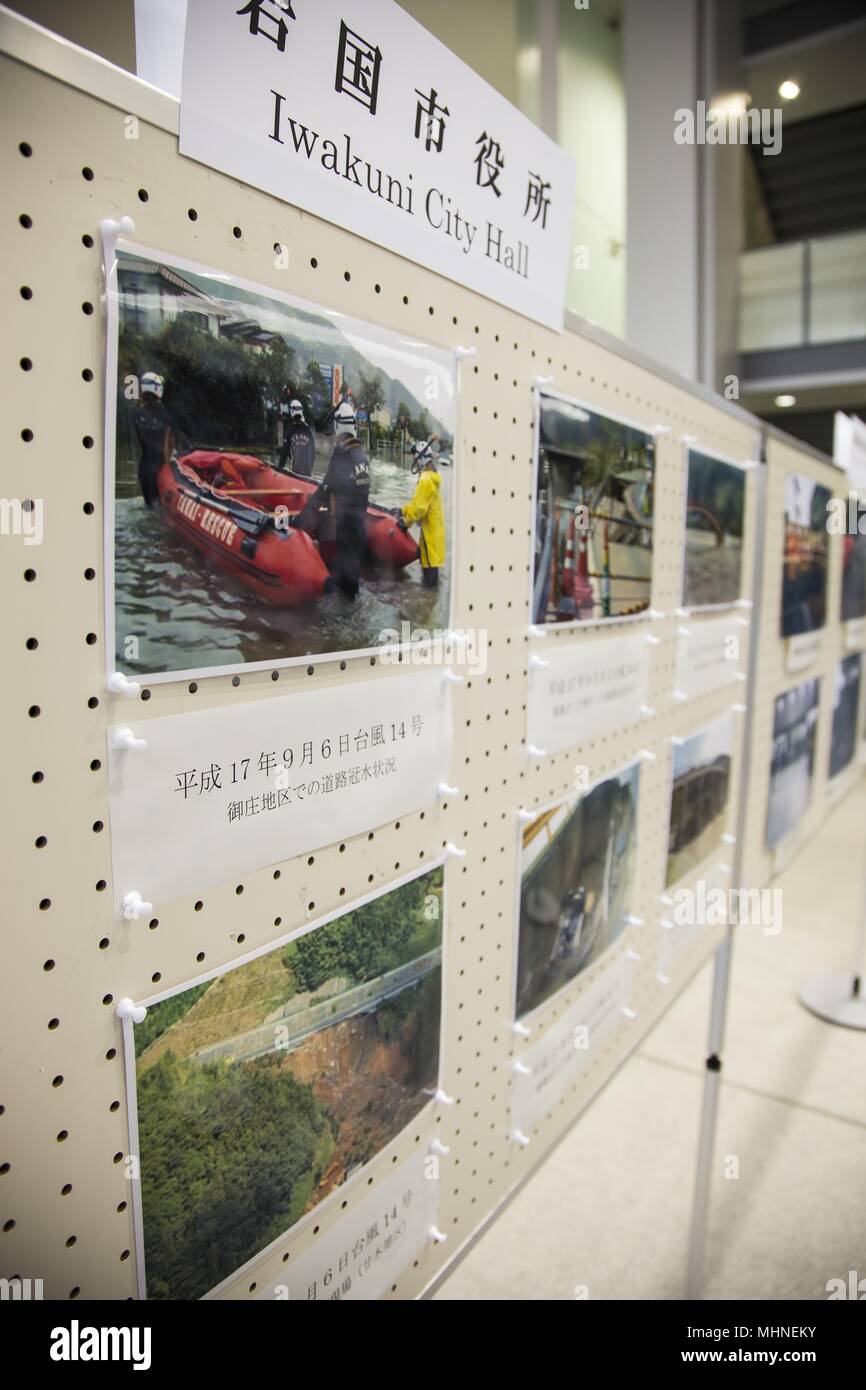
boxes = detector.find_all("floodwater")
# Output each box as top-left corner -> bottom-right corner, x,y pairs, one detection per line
114,455 -> 453,676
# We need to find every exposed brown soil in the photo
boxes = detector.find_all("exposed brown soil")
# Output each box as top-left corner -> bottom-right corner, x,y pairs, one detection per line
282,1011 -> 429,1207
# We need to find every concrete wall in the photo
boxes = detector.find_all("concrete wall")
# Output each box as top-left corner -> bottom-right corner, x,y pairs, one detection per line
624,0 -> 700,379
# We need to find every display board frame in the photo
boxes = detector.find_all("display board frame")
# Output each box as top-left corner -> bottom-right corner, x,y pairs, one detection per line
1,7 -> 860,1302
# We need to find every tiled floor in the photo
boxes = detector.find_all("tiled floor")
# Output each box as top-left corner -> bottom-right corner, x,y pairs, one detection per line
434,778 -> 866,1300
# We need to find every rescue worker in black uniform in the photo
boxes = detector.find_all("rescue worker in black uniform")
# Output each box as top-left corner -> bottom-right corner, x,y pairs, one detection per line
292,398 -> 370,599
132,371 -> 187,506
277,397 -> 316,477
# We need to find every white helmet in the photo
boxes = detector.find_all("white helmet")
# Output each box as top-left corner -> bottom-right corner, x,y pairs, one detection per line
141,371 -> 164,399
289,398 -> 304,419
334,398 -> 356,434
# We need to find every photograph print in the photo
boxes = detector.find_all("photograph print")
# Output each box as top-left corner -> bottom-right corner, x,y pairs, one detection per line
532,392 -> 655,626
666,714 -> 734,888
841,526 -> 866,623
107,244 -> 455,679
781,473 -> 831,638
130,864 -> 443,1300
681,449 -> 746,609
766,678 -> 821,849
515,764 -> 640,1021
829,654 -> 862,780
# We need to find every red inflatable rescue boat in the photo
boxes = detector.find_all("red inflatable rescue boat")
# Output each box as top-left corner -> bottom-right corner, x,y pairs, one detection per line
155,450 -> 419,606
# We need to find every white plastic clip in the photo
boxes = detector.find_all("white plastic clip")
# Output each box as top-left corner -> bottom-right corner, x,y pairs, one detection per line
437,782 -> 459,798
107,672 -> 141,698
111,727 -> 148,752
652,423 -> 672,436
640,704 -> 656,717
513,1059 -> 533,1076
529,653 -> 550,669
659,893 -> 674,906
735,598 -> 754,609
122,891 -> 154,921
100,215 -> 135,242
116,997 -> 147,1025
672,690 -> 689,703
675,607 -> 691,619
433,1087 -> 456,1107
645,633 -> 661,646
429,1137 -> 450,1157
528,624 -> 548,639
640,749 -> 657,762
657,972 -> 671,986
511,1129 -> 531,1148
678,625 -> 692,638
517,808 -> 536,825
718,862 -> 733,875
649,609 -> 666,621
680,433 -> 698,444
526,744 -> 547,759
625,915 -> 644,928
731,702 -> 748,713
621,1005 -> 638,1020
722,833 -> 736,845
534,375 -> 555,387
429,1226 -> 449,1243
660,917 -> 675,931
625,948 -> 641,962
445,843 -> 466,861
512,1020 -> 531,1038
443,669 -> 464,685
453,346 -> 477,360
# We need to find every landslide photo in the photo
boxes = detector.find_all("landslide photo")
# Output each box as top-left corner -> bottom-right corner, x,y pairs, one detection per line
532,392 -> 655,626
781,473 -> 830,638
666,715 -> 734,888
681,449 -> 746,608
132,866 -> 443,1300
109,247 -> 455,678
515,765 -> 640,1020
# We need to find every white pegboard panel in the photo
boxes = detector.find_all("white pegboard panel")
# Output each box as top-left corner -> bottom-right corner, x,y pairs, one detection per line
739,432 -> 865,894
0,16 -> 808,1302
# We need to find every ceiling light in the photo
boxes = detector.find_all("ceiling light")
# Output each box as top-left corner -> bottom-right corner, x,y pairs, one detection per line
708,90 -> 751,118
778,80 -> 800,100
774,394 -> 797,408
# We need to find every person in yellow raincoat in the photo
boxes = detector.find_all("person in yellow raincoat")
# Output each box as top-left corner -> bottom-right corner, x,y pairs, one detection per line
397,457 -> 446,588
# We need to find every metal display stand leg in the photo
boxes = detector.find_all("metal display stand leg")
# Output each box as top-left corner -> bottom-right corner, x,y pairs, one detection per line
685,445 -> 767,1301
799,854 -> 866,1030
685,927 -> 734,1299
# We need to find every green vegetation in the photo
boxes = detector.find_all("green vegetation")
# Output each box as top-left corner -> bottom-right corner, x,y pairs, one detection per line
283,870 -> 441,993
135,867 -> 444,1299
133,982 -> 213,1059
138,1050 -> 333,1301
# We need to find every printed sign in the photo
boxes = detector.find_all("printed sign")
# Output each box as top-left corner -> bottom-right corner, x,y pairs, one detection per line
510,952 -> 635,1135
254,1148 -> 439,1302
526,633 -> 650,757
834,410 -> 866,489
674,616 -> 743,700
659,862 -> 731,976
107,670 -> 452,915
785,630 -> 822,674
179,0 -> 575,329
